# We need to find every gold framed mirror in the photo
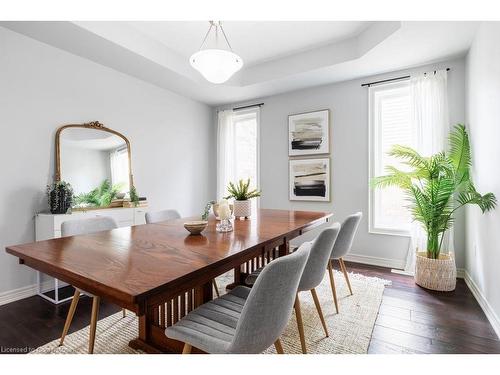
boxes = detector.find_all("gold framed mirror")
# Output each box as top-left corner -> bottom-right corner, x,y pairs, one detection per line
55,121 -> 134,208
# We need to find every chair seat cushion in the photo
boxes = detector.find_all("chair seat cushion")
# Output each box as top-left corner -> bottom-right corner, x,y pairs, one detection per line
165,286 -> 251,354
245,267 -> 264,286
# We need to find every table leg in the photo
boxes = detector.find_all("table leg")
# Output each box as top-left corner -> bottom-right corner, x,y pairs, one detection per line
278,240 -> 290,257
233,266 -> 242,285
195,281 -> 213,305
130,283 -> 214,354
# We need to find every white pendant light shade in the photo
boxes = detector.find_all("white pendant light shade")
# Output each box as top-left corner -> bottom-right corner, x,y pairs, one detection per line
190,21 -> 243,84
190,49 -> 243,84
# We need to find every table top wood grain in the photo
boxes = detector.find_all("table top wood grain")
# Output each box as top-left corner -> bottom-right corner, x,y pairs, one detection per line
6,209 -> 332,308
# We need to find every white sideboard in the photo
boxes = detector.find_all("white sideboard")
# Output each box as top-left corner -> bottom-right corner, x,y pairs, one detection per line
35,206 -> 148,303
35,207 -> 148,241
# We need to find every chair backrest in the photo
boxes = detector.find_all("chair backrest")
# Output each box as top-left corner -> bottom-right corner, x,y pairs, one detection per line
61,216 -> 118,237
145,209 -> 181,224
228,245 -> 310,354
331,212 -> 362,259
298,223 -> 341,292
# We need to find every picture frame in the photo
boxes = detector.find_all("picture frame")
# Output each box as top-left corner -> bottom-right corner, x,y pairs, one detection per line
289,158 -> 330,201
288,109 -> 330,156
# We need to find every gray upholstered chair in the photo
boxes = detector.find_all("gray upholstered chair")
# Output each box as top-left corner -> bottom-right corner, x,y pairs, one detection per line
145,209 -> 181,224
246,224 -> 341,353
165,245 -> 311,354
59,216 -> 119,354
145,208 -> 221,297
327,212 -> 362,313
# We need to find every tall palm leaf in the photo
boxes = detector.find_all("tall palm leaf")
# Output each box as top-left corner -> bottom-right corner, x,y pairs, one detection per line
371,124 -> 496,259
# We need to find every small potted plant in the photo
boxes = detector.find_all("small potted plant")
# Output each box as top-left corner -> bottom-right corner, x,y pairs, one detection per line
46,180 -> 74,214
225,179 -> 261,219
371,124 -> 496,291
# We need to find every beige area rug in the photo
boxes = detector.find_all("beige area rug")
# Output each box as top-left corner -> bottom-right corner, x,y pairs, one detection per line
31,270 -> 390,354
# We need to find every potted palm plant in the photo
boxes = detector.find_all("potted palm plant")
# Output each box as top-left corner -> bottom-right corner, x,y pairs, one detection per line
372,124 -> 496,291
226,179 -> 261,219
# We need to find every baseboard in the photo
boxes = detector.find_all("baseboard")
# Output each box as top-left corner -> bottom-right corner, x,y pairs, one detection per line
0,280 -> 57,307
464,271 -> 500,339
343,253 -> 406,270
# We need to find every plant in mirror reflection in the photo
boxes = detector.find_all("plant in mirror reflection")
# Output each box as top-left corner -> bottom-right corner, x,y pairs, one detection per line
73,179 -> 125,208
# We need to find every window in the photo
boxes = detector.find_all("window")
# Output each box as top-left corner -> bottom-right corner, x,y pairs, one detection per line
109,147 -> 130,193
232,109 -> 259,192
369,81 -> 413,235
217,107 -> 260,205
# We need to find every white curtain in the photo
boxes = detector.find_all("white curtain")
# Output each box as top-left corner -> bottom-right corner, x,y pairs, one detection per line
403,69 -> 453,274
217,109 -> 235,200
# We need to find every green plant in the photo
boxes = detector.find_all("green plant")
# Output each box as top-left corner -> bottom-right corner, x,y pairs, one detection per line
225,179 -> 261,201
73,179 -> 124,208
202,200 -> 216,220
129,186 -> 140,207
46,181 -> 74,213
371,124 -> 496,259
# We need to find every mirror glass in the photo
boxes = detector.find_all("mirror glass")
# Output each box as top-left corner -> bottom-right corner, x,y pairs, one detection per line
59,127 -> 131,208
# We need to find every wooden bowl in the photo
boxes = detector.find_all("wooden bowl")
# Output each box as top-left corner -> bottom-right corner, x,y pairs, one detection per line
184,220 -> 208,235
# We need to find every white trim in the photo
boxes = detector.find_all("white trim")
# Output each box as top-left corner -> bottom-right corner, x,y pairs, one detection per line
368,80 -> 413,236
0,280 -> 60,307
369,228 -> 411,237
343,253 -> 406,270
464,270 -> 500,339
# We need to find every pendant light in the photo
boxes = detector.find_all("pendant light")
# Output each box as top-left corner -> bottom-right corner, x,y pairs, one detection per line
190,21 -> 243,84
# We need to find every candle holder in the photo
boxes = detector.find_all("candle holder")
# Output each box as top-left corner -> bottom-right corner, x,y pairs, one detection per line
216,218 -> 233,232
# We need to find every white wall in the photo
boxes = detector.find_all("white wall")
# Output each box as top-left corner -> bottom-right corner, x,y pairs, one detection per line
218,57 -> 466,269
0,27 -> 216,295
465,22 -> 500,334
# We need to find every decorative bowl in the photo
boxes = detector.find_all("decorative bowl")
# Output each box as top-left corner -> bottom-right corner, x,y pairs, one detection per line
184,220 -> 208,235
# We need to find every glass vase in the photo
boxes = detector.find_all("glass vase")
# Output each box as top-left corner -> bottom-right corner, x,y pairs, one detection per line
216,218 -> 233,232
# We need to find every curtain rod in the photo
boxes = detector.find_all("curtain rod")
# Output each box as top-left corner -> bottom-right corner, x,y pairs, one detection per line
233,102 -> 264,111
361,68 -> 450,87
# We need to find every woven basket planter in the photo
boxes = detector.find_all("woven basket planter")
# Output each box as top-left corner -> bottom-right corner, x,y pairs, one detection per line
415,252 -> 456,291
233,200 -> 252,218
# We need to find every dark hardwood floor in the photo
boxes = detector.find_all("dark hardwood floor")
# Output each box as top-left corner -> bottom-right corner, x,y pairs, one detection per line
0,262 -> 499,354
343,262 -> 500,354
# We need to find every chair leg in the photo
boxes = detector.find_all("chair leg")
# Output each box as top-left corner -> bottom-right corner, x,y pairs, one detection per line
88,296 -> 100,354
327,260 -> 339,313
182,343 -> 192,354
274,338 -> 284,354
294,294 -> 307,354
59,289 -> 81,346
310,288 -> 329,337
339,258 -> 353,295
122,308 -> 126,318
212,279 -> 220,298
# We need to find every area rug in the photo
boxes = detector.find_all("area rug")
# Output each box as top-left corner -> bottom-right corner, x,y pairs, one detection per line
31,270 -> 390,354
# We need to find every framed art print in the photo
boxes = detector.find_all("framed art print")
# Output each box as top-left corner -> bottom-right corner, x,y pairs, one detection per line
288,109 -> 329,156
289,158 -> 330,201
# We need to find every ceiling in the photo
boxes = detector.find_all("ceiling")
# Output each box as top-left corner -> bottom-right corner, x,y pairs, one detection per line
126,21 -> 373,67
0,21 -> 479,106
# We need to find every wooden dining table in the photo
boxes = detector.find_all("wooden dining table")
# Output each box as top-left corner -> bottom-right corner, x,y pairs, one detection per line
6,208 -> 332,353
